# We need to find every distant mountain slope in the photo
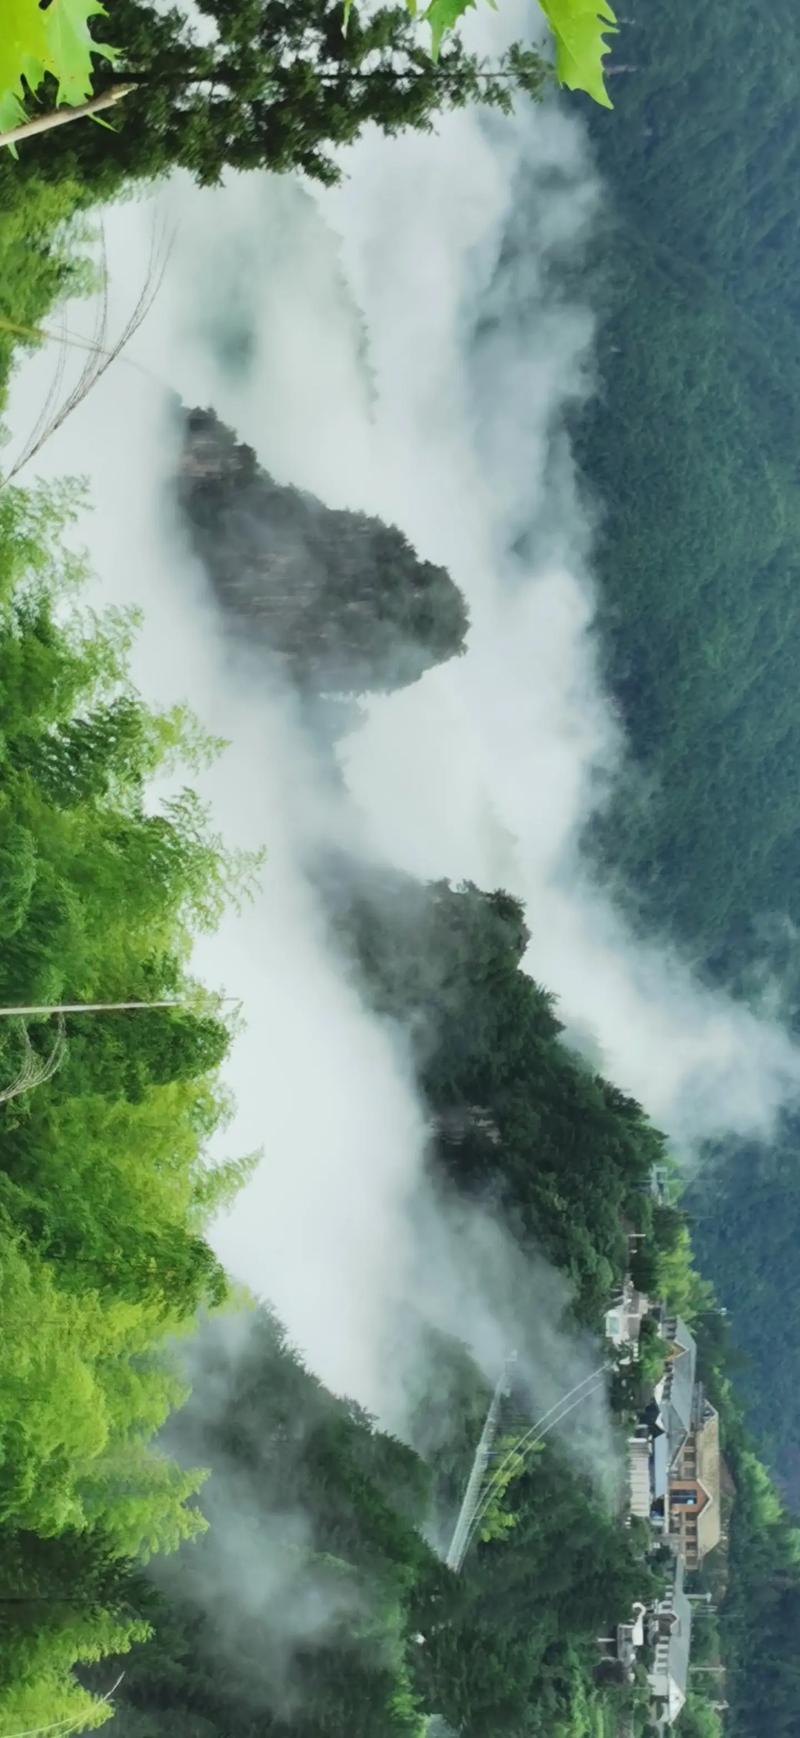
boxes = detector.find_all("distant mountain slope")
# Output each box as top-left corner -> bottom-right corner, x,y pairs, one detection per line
575,236 -> 800,994
538,0 -> 800,1495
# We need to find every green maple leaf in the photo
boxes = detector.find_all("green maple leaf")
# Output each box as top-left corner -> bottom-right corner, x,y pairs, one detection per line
0,0 -> 117,131
537,0 -> 617,107
0,0 -> 49,127
422,0 -> 478,59
342,0 -> 617,109
43,0 -> 118,106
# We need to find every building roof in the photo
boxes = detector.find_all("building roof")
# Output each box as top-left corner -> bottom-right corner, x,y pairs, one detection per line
653,1432 -> 669,1500
696,1400 -> 722,1560
661,1318 -> 697,1463
629,1434 -> 652,1518
650,1555 -> 692,1724
667,1556 -> 693,1719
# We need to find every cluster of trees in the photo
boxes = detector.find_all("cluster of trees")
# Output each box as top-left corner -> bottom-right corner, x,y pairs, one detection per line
0,0 -> 549,445
176,407 -> 470,699
90,1282 -> 650,1738
1,0 -> 547,198
680,1299 -> 800,1738
0,478 -> 253,1730
104,1307 -> 434,1738
685,1117 -> 800,1506
722,1440 -> 800,1738
321,854 -> 677,1324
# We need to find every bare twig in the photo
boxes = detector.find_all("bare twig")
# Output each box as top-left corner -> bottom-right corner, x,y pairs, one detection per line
1,216 -> 175,485
0,1017 -> 67,1104
0,85 -> 136,150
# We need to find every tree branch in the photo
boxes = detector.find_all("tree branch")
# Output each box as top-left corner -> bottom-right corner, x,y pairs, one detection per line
0,83 -> 136,149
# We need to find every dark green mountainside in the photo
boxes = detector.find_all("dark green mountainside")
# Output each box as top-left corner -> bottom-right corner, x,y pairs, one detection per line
91,870 -> 680,1738
576,0 -> 800,989
176,407 -> 469,697
512,0 -> 800,1499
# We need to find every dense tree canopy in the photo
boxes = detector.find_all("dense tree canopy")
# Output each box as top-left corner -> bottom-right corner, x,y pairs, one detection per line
96,1302 -> 647,1738
13,0 -> 546,191
0,478 -> 252,1731
322,856 -> 671,1323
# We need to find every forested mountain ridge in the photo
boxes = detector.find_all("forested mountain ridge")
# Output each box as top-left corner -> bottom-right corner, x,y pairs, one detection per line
588,0 -> 800,366
89,867 -> 685,1738
527,0 -> 800,1499
175,407 -> 469,697
97,1298 -> 651,1738
89,849 -> 800,1738
570,0 -> 800,989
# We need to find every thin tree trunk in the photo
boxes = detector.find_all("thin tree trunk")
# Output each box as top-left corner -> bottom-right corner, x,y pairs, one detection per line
0,996 -> 240,1018
0,83 -> 136,149
0,999 -> 181,1018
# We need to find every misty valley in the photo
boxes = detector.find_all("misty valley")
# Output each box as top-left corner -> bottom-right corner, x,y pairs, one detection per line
3,1 -> 800,1737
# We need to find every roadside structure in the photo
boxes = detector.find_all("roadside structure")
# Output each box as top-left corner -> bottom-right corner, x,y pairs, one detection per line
647,1557 -> 693,1726
621,1308 -> 722,1570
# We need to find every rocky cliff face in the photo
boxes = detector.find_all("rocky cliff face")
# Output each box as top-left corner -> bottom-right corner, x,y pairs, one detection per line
175,406 -> 469,699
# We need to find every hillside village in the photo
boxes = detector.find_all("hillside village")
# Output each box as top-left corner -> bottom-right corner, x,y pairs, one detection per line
603,1254 -> 726,1730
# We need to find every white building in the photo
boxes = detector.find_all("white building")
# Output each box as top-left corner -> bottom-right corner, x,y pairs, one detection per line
647,1557 -> 692,1726
605,1279 -> 650,1348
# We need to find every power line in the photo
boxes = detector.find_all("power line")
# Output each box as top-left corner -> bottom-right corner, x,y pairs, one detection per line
461,1370 -> 609,1563
446,1361 -> 610,1574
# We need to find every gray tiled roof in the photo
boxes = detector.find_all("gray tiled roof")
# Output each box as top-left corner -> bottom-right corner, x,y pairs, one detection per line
663,1318 -> 696,1462
668,1555 -> 693,1708
650,1554 -> 693,1724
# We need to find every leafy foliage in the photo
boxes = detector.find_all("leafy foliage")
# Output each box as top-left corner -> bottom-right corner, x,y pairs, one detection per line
423,0 -> 478,60
321,856 -> 670,1324
398,0 -> 618,102
3,0 -> 547,187
0,478 -> 253,1729
538,0 -> 617,106
686,1308 -> 800,1738
97,1299 -> 646,1738
686,1118 -> 800,1505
